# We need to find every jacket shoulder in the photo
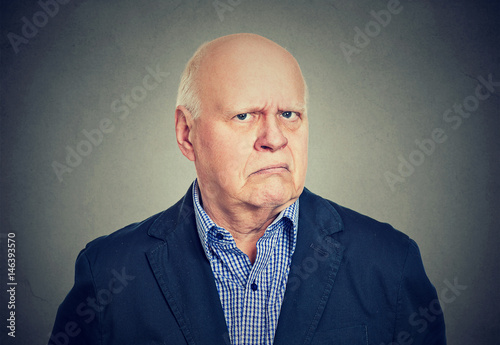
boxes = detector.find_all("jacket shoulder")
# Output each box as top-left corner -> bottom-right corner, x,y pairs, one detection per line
331,200 -> 410,244
302,188 -> 413,265
86,210 -> 161,248
83,185 -> 193,254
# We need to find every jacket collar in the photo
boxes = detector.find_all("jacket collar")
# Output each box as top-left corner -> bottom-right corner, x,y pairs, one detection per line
146,184 -> 345,345
147,184 -> 195,241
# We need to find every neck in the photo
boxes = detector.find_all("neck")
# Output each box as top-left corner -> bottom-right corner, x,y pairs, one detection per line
199,190 -> 294,264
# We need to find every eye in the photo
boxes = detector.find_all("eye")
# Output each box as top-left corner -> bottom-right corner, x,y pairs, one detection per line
281,111 -> 299,120
234,113 -> 252,121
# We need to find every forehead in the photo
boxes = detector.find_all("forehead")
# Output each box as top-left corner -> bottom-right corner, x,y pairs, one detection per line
197,39 -> 306,114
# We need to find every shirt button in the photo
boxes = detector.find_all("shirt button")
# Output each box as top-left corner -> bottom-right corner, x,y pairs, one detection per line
216,233 -> 223,240
251,283 -> 258,291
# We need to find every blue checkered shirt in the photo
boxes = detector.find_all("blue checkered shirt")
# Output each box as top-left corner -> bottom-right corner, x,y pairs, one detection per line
192,180 -> 299,345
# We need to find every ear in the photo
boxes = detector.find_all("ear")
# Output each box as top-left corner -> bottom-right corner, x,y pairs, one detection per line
175,105 -> 196,161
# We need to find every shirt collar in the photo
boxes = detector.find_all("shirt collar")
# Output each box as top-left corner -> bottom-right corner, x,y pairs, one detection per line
192,179 -> 299,260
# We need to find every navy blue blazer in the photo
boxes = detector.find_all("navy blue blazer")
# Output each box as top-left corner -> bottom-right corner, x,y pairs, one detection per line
49,186 -> 446,344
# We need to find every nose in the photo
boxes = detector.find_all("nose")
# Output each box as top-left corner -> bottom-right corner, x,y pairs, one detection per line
254,115 -> 288,152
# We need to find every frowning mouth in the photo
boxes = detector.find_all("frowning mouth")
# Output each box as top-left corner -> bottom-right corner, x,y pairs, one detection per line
251,164 -> 289,176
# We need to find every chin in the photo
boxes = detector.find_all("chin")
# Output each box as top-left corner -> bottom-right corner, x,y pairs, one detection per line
248,182 -> 297,209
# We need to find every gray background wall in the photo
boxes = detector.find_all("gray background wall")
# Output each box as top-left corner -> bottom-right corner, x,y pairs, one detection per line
1,0 -> 498,344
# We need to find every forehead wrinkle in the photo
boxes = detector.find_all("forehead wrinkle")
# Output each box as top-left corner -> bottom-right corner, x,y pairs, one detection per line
220,93 -> 306,115
196,34 -> 307,117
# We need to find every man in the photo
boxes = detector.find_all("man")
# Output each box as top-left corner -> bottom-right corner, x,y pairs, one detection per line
49,33 -> 446,344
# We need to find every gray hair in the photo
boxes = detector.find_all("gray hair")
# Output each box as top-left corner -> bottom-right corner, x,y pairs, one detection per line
175,41 -> 210,119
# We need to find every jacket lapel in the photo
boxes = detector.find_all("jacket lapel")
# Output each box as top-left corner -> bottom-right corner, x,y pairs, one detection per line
146,186 -> 229,345
274,188 -> 345,345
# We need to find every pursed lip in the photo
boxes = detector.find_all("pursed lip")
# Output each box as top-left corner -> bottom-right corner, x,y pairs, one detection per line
250,163 -> 290,176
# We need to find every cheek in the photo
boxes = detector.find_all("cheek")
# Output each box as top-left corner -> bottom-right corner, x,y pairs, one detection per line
291,130 -> 308,156
291,133 -> 309,177
220,136 -> 253,173
198,130 -> 252,176
210,137 -> 254,193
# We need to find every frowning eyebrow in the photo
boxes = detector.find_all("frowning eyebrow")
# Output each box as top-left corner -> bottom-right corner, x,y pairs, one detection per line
222,103 -> 307,117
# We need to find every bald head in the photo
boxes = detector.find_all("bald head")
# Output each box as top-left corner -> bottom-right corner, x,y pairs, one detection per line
176,33 -> 307,119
